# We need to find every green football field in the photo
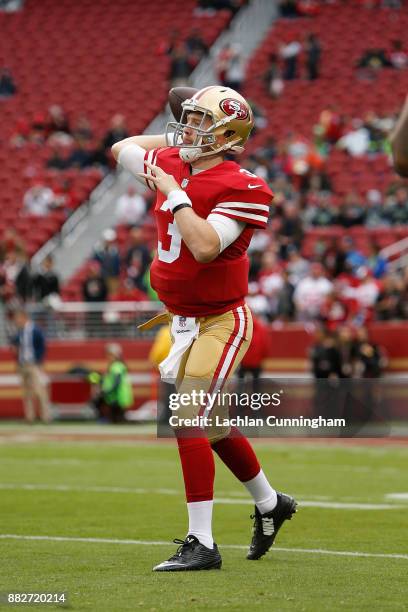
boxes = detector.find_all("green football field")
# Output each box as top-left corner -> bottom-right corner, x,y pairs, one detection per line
0,424 -> 407,611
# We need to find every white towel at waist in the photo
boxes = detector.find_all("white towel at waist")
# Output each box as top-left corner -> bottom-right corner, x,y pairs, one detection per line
159,316 -> 200,382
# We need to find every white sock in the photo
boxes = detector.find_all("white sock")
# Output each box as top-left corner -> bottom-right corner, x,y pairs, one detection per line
243,469 -> 277,514
187,500 -> 214,549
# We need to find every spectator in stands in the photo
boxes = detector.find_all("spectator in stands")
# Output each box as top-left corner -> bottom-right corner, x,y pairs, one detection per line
316,106 -> 344,145
342,236 -> 367,274
103,115 -> 129,150
23,182 -> 56,216
91,139 -> 110,172
351,267 -> 380,324
319,289 -> 350,331
30,112 -> 48,145
32,255 -> 60,303
3,248 -> 32,303
365,189 -> 387,227
375,274 -> 404,320
278,201 -> 304,257
66,139 -> 92,169
305,192 -> 337,227
13,248 -> 32,303
337,191 -> 366,227
286,246 -> 309,285
47,146 -> 67,171
10,307 -> 50,423
94,229 -> 121,295
3,228 -> 25,255
116,186 -> 147,227
280,37 -> 301,80
82,262 -> 108,303
0,67 -> 16,98
47,105 -> 70,136
337,119 -> 370,156
257,251 -> 284,320
124,226 -> 151,293
356,48 -> 391,71
169,42 -> 194,87
246,281 -> 270,320
276,268 -> 295,321
216,44 -> 233,85
305,33 -> 321,80
366,242 -> 387,278
248,231 -> 272,281
254,135 -> 277,162
72,115 -> 93,141
196,0 -> 245,16
223,45 -> 245,91
353,327 -> 386,378
279,0 -> 299,17
263,53 -> 284,98
293,262 -> 333,321
310,328 -> 342,379
390,40 -> 407,69
309,328 -> 342,419
185,29 -> 209,67
336,325 -> 355,378
385,186 -> 408,225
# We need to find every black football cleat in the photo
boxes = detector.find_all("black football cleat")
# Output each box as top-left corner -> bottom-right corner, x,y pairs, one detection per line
247,492 -> 297,560
153,535 -> 222,572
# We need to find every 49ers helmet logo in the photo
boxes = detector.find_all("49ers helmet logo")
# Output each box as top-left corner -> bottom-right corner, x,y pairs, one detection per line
219,98 -> 249,120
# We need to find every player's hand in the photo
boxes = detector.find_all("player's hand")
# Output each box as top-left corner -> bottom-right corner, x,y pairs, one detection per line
137,162 -> 182,196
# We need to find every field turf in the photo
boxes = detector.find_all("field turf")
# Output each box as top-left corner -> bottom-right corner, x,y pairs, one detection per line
0,424 -> 407,611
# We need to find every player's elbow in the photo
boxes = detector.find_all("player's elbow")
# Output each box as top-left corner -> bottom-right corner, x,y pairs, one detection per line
193,244 -> 219,264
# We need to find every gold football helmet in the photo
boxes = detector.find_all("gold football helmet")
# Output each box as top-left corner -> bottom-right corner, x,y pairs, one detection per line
166,85 -> 254,162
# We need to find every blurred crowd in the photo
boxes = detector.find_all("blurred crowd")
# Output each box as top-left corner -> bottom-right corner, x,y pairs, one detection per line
310,325 -> 387,380
0,227 -> 60,305
9,107 -> 130,218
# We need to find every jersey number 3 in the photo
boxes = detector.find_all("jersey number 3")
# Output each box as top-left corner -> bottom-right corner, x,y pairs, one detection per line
157,200 -> 182,263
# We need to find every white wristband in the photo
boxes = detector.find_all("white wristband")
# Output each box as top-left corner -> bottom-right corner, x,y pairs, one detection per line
166,189 -> 192,213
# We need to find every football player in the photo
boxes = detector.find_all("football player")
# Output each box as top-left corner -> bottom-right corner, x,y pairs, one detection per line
112,85 -> 296,571
390,94 -> 408,177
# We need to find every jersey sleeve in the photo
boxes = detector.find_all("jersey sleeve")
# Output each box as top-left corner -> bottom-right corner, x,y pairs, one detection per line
211,183 -> 273,229
142,147 -> 181,191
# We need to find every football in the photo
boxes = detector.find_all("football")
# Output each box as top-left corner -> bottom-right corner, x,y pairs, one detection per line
168,86 -> 198,121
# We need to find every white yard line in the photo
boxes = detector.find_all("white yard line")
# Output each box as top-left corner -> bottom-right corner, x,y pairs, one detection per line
0,534 -> 407,561
0,483 -> 405,510
386,493 -> 408,500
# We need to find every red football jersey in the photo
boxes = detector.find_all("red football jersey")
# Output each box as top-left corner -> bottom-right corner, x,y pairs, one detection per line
143,147 -> 273,316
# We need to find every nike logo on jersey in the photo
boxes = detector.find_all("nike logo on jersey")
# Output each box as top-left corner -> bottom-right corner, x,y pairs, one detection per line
248,184 -> 263,189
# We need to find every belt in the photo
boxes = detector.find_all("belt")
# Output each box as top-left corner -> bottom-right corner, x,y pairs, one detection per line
138,311 -> 209,331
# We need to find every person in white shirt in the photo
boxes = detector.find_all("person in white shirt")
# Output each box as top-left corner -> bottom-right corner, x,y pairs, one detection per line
116,185 -> 147,226
23,184 -> 56,216
294,262 -> 333,321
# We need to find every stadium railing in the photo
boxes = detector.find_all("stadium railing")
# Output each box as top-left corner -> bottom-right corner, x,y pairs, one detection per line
1,301 -> 163,343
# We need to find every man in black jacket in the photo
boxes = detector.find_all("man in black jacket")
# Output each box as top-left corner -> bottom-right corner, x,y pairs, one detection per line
32,256 -> 60,302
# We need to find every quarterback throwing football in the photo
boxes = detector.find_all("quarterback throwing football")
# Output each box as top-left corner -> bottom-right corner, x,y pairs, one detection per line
112,85 -> 296,571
